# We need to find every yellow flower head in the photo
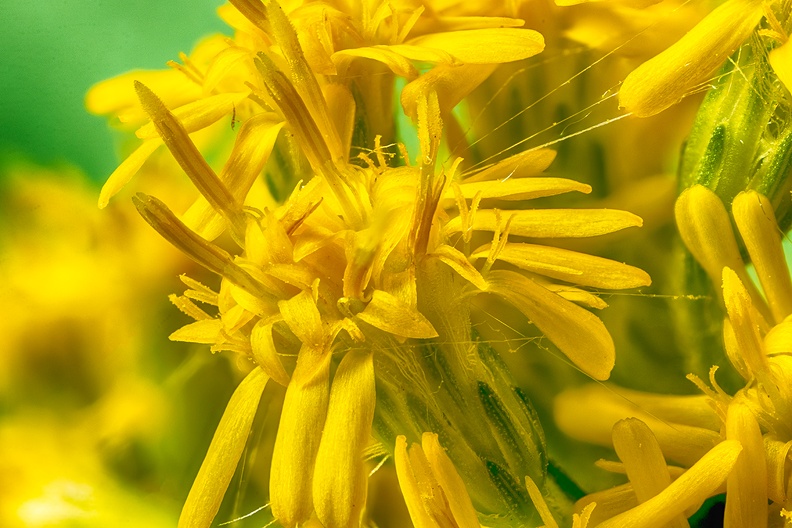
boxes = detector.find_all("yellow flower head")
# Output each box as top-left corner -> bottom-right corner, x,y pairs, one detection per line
90,1 -> 654,526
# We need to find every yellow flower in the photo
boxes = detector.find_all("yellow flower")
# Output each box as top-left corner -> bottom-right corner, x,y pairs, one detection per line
556,186 -> 792,526
90,1 -> 657,526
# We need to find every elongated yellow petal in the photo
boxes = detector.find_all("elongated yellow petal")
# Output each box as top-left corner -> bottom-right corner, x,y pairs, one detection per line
724,401 -> 767,527
402,64 -> 496,119
98,139 -> 161,208
543,283 -> 608,310
732,191 -> 792,323
619,0 -> 763,117
135,82 -> 240,222
462,149 -> 556,183
357,290 -> 438,339
313,351 -> 376,528
722,267 -> 770,378
597,440 -> 743,528
487,270 -> 614,380
333,46 -> 419,79
183,114 -> 284,240
422,433 -> 480,528
611,419 -> 689,528
278,290 -> 326,351
446,208 -> 642,239
429,245 -> 488,291
132,193 -> 267,298
407,28 -> 545,64
445,177 -> 591,202
178,367 -> 268,528
472,243 -> 651,289
270,350 -> 332,527
675,185 -> 748,289
555,384 -> 721,466
169,319 -> 223,344
86,69 -> 201,117
764,320 -> 792,356
394,436 -> 436,528
250,321 -> 290,387
136,92 -> 249,139
769,39 -> 792,94
525,475 -> 559,528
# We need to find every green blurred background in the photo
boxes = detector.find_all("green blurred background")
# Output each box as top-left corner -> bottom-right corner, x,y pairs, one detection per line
1,1 -> 227,181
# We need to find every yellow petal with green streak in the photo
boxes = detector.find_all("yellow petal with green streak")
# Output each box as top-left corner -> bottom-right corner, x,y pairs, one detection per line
446,208 -> 642,239
313,351 -> 376,528
619,0 -> 763,117
472,243 -> 651,289
357,290 -> 438,339
270,349 -> 331,527
597,440 -> 742,528
407,28 -> 544,64
724,401 -> 767,527
487,270 -> 614,380
178,367 -> 268,528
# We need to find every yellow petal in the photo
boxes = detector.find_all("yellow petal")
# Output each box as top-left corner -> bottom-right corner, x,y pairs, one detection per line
472,243 -> 651,289
619,0 -> 763,117
526,475 -> 559,528
764,437 -> 792,503
732,190 -> 792,323
357,290 -> 439,339
98,139 -> 161,208
445,208 -> 643,238
675,185 -> 747,288
135,92 -> 249,139
394,436 -> 436,528
86,69 -> 201,117
182,114 -> 284,240
422,432 -> 480,528
270,349 -> 332,527
597,440 -> 743,528
462,149 -> 556,183
250,321 -> 290,387
313,351 -> 376,528
555,384 -> 721,466
611,418 -> 687,528
135,82 -> 240,221
406,28 -> 545,64
486,270 -> 614,380
178,367 -> 268,528
764,320 -> 792,356
543,283 -> 608,310
402,64 -> 496,119
722,267 -> 770,378
429,244 -> 488,291
169,319 -> 223,344
278,290 -> 326,351
332,46 -> 419,79
445,177 -> 591,202
724,401 -> 768,527
769,39 -> 792,94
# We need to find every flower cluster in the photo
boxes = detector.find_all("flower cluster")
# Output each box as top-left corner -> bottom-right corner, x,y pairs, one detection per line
84,0 -> 792,527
